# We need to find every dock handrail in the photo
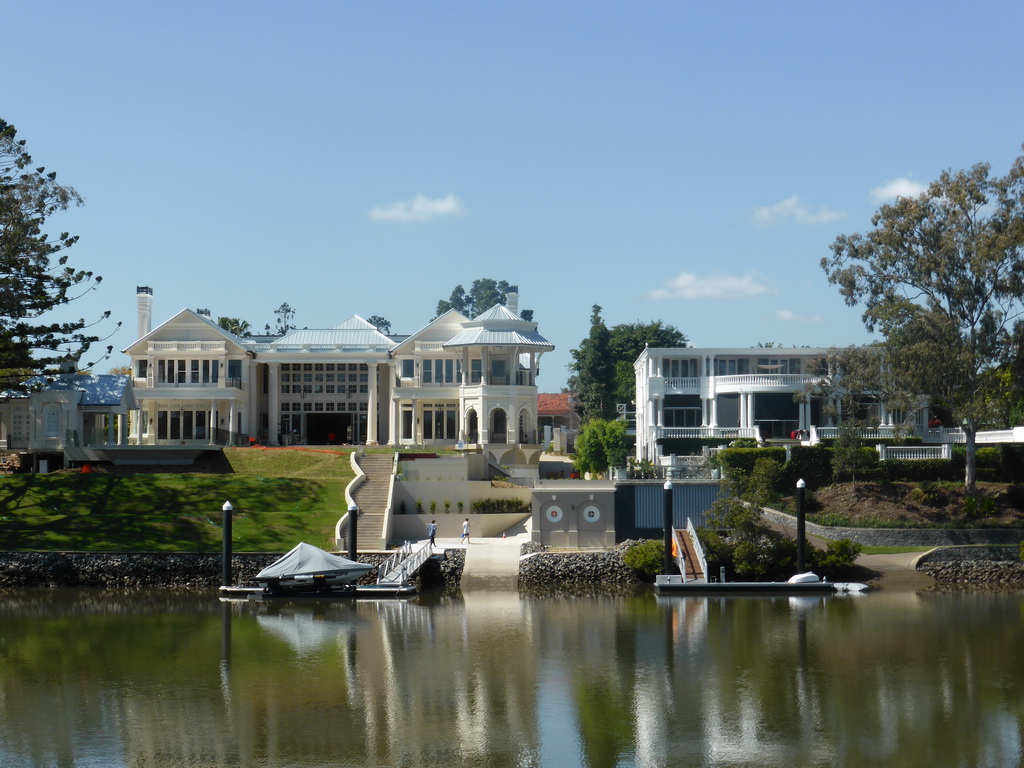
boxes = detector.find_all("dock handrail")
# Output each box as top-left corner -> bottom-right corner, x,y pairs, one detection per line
672,528 -> 689,583
686,517 -> 709,581
378,540 -> 433,585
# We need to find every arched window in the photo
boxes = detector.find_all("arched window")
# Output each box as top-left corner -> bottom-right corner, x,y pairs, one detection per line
467,409 -> 479,443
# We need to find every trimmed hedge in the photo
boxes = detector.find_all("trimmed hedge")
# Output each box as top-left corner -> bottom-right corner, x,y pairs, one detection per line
657,437 -> 736,455
470,498 -> 531,515
716,447 -> 786,478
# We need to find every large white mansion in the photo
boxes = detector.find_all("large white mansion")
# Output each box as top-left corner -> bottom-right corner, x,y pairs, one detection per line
633,345 -> 933,461
123,286 -> 553,457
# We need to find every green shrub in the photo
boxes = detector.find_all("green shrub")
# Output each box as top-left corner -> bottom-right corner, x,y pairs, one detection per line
1019,541 -> 1024,562
623,539 -> 667,579
811,538 -> 863,580
963,495 -> 996,520
780,445 -> 832,489
470,497 -> 530,515
717,447 -> 786,480
908,481 -> 947,507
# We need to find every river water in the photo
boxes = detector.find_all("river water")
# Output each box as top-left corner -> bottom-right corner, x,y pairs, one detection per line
1,586 -> 1023,768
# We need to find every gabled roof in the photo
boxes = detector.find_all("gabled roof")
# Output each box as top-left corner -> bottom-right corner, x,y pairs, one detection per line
122,308 -> 250,355
389,308 -> 471,355
443,303 -> 553,351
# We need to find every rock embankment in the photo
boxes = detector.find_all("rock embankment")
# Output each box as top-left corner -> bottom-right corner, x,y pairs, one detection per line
0,549 -> 465,592
0,552 -> 279,589
917,546 -> 1024,588
518,541 -> 643,590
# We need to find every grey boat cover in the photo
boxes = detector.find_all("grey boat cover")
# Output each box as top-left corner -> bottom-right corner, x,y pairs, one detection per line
256,542 -> 368,580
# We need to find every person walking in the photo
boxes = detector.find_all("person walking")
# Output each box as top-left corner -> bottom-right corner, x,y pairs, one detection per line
460,518 -> 472,545
426,519 -> 438,549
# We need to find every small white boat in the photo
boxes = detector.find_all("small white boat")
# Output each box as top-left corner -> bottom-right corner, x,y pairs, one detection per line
255,542 -> 373,594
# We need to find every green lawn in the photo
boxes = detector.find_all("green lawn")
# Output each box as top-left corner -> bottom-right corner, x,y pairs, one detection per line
858,545 -> 936,555
0,447 -> 394,552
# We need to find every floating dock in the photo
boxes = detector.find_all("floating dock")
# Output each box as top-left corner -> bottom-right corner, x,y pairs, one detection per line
219,583 -> 418,602
654,574 -> 868,596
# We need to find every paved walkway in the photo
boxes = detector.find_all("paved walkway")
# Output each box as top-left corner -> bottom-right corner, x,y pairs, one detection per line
418,523 -> 531,591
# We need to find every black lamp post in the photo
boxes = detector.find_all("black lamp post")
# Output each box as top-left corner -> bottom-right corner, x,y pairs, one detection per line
221,500 -> 233,587
348,503 -> 358,561
796,479 -> 806,573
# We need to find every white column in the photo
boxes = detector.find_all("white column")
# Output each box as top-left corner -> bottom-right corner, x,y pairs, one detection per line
367,362 -> 379,445
229,401 -> 237,444
268,363 -> 279,445
209,400 -> 216,444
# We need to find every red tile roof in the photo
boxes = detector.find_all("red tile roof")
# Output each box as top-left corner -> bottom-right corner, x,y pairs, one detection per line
537,393 -> 575,415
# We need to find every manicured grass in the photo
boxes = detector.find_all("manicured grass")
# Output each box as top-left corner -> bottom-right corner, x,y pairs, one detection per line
859,545 -> 936,555
0,447 -> 394,552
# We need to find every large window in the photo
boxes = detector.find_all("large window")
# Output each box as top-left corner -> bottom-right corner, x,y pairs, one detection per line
756,358 -> 801,374
422,359 -> 457,385
664,407 -> 701,427
714,358 -> 751,376
665,358 -> 699,378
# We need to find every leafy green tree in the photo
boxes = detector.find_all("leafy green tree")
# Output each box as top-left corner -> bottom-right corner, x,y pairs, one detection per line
569,308 -> 687,422
217,317 -> 252,337
433,278 -> 532,320
366,315 -> 391,334
568,305 -> 615,421
1,118 -> 111,386
822,149 -> 1024,494
573,418 -> 627,476
830,417 -> 877,489
607,320 -> 688,407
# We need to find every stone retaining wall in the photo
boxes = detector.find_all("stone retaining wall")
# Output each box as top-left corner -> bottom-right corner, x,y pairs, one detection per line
0,550 -> 465,592
518,541 -> 643,590
759,508 -> 1024,547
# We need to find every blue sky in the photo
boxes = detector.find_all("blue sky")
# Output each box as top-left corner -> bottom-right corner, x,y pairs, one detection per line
6,1 -> 1024,390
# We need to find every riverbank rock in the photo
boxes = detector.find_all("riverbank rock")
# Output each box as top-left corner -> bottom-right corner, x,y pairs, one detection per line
518,542 -> 642,590
917,546 -> 1024,588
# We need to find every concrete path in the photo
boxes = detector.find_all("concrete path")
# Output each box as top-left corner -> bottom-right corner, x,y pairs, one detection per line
418,523 -> 531,591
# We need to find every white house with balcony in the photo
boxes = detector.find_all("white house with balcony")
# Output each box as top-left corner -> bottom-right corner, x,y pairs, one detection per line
122,286 -> 553,462
633,346 -> 932,461
389,293 -> 554,470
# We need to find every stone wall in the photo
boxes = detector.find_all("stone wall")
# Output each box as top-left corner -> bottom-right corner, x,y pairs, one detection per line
759,507 -> 1024,547
0,550 -> 465,592
518,541 -> 643,590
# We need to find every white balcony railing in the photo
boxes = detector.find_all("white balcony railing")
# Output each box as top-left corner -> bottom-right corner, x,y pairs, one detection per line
655,426 -> 759,440
149,342 -> 226,352
712,373 -> 822,390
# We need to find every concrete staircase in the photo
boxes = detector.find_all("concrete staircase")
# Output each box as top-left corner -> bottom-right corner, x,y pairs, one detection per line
348,453 -> 394,551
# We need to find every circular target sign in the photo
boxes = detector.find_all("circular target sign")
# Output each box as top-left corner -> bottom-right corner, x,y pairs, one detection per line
581,505 -> 601,523
546,505 -> 563,523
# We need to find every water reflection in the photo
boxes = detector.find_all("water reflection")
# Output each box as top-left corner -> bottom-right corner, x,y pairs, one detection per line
0,588 -> 1023,767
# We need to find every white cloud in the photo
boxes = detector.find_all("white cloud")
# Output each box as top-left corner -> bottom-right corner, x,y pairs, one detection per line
368,194 -> 466,222
752,195 -> 845,227
647,271 -> 774,300
870,177 -> 927,203
775,308 -> 822,323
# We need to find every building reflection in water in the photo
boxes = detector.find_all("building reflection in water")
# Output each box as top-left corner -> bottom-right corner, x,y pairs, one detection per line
1,589 -> 1024,767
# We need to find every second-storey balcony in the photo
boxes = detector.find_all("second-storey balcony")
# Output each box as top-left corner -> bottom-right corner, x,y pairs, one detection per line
712,373 -> 823,393
132,377 -> 245,391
